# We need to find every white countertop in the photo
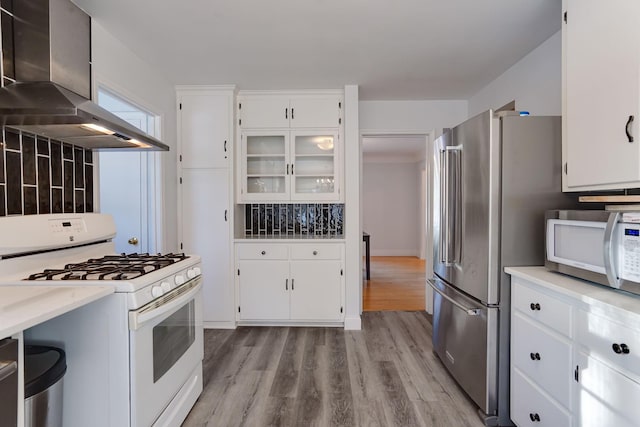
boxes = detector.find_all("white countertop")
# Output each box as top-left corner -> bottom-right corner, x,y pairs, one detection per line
505,266 -> 640,321
0,285 -> 115,338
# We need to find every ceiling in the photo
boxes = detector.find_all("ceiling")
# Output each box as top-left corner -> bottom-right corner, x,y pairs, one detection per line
72,0 -> 561,101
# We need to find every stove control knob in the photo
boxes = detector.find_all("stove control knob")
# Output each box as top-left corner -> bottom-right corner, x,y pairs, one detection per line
151,285 -> 164,298
175,275 -> 185,286
193,267 -> 202,276
161,281 -> 171,292
187,269 -> 196,279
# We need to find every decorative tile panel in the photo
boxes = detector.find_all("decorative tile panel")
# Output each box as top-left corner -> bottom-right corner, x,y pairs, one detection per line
245,203 -> 344,237
0,128 -> 93,216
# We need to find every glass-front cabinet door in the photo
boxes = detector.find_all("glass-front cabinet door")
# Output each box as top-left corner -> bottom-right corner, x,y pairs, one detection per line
291,130 -> 339,201
241,131 -> 290,201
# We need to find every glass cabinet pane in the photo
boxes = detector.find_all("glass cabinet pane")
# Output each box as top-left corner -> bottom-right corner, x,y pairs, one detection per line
247,177 -> 286,194
247,156 -> 286,175
294,135 -> 334,155
247,135 -> 285,155
295,176 -> 335,194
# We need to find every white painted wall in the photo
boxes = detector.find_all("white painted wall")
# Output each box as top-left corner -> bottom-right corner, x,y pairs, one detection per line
359,100 -> 468,135
468,31 -> 561,117
91,21 -> 178,252
363,161 -> 420,256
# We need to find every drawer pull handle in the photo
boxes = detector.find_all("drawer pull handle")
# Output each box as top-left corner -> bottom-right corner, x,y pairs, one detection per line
529,303 -> 541,311
261,251 -> 266,255
529,413 -> 541,422
313,250 -> 318,255
285,279 -> 288,290
613,343 -> 630,354
529,352 -> 541,361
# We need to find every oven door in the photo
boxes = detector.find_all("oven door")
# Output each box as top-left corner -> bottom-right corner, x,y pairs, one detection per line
129,277 -> 203,427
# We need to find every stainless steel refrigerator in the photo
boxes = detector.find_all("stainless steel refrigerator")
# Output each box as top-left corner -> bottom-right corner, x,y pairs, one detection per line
430,110 -> 578,426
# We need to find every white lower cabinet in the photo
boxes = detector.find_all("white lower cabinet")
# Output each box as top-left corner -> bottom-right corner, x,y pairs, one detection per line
236,242 -> 344,323
508,268 -> 640,427
576,351 -> 640,427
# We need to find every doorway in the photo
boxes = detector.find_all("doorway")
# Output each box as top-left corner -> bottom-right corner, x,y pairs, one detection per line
96,87 -> 161,254
361,133 -> 432,312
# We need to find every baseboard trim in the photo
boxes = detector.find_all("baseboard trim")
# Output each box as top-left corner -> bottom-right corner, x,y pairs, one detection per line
203,321 -> 236,329
344,315 -> 362,330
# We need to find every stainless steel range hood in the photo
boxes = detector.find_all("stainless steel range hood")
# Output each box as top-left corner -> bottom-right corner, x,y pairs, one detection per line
0,0 -> 169,151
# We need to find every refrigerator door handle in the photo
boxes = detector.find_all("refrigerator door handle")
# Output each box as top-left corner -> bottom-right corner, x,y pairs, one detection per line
442,146 -> 462,265
439,148 -> 448,263
604,211 -> 621,288
428,279 -> 480,316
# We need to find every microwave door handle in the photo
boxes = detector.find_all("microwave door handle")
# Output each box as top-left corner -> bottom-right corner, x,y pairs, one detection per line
604,211 -> 621,288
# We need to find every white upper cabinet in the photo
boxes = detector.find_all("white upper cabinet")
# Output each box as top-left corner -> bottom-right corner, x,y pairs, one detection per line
238,92 -> 343,129
179,89 -> 234,169
563,0 -> 640,191
236,90 -> 344,203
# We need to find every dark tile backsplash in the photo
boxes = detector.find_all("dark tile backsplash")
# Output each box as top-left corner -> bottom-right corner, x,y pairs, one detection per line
245,203 -> 344,237
0,127 -> 94,216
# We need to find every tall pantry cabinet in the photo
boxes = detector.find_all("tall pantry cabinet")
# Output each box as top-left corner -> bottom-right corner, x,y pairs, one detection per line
177,86 -> 236,328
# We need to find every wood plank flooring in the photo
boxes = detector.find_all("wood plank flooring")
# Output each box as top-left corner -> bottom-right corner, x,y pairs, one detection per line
182,312 -> 485,427
363,256 -> 426,311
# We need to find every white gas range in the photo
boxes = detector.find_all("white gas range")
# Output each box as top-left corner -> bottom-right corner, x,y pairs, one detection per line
0,214 -> 204,427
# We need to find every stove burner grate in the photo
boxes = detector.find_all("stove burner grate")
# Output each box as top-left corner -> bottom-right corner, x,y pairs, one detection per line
25,253 -> 190,281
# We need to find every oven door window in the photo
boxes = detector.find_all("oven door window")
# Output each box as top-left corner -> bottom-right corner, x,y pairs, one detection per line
152,300 -> 196,382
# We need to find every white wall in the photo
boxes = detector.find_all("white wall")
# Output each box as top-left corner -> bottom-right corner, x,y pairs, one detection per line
363,161 -> 421,256
468,31 -> 561,117
359,100 -> 468,134
91,21 -> 179,252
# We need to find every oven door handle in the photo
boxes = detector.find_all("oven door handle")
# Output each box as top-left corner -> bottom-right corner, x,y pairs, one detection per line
129,277 -> 202,331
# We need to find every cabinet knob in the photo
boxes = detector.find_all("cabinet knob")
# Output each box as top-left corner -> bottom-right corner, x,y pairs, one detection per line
529,302 -> 541,311
529,352 -> 541,361
529,413 -> 541,422
261,250 -> 266,255
313,250 -> 318,255
613,343 -> 630,354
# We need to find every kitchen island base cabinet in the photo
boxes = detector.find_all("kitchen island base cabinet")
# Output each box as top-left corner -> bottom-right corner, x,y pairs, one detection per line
236,243 -> 345,324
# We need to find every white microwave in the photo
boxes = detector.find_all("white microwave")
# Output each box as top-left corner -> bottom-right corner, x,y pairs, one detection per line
545,210 -> 640,296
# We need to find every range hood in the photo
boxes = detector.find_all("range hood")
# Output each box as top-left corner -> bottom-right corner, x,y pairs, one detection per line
0,0 -> 169,151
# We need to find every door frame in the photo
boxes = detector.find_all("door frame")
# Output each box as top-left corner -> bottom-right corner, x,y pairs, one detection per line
92,75 -> 164,253
359,129 -> 436,314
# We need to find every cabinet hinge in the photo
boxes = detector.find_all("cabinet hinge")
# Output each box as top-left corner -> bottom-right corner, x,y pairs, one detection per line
237,269 -> 240,276
574,365 -> 579,382
238,306 -> 241,313
179,103 -> 182,110
339,118 -> 342,125
564,11 -> 567,23
338,101 -> 342,109
180,243 -> 183,250
340,269 -> 343,276
340,306 -> 343,313
238,103 -> 242,110
179,154 -> 182,162
179,177 -> 183,184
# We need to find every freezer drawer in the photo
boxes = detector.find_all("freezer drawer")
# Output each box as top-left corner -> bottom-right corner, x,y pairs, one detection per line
430,277 -> 498,415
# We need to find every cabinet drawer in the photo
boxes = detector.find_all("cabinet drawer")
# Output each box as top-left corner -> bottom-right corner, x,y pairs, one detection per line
577,309 -> 640,380
290,243 -> 342,260
512,312 -> 572,408
236,244 -> 288,260
511,369 -> 572,427
512,278 -> 572,337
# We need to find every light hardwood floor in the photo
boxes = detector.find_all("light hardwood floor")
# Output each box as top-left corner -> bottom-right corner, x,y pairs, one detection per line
182,312 -> 484,427
363,256 -> 426,311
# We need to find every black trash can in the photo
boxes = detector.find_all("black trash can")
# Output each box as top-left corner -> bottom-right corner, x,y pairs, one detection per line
24,345 -> 66,427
